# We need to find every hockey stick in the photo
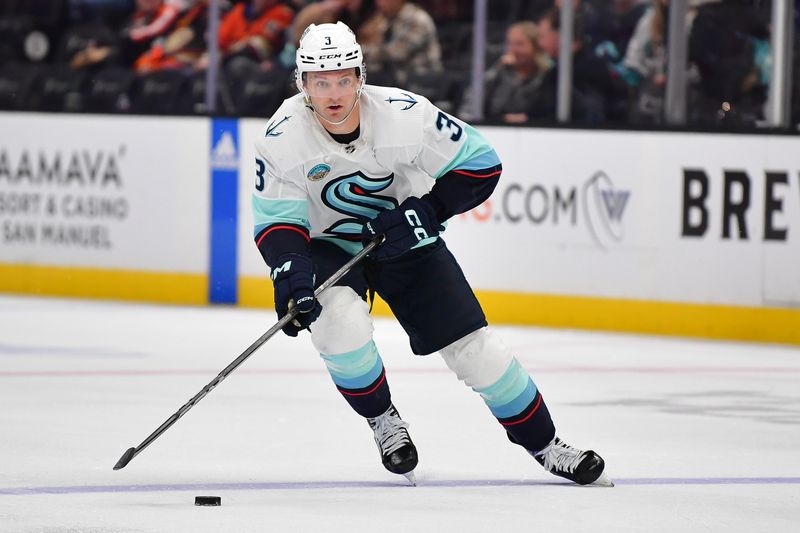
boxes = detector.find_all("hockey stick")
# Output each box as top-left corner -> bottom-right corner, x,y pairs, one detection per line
113,237 -> 382,470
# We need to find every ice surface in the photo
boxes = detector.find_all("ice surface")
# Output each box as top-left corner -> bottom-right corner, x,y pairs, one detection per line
1,295 -> 798,532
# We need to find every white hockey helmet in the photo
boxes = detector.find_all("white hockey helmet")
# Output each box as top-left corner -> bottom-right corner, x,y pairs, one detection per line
295,22 -> 365,98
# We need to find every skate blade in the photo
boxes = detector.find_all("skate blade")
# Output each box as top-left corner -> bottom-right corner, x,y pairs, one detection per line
402,471 -> 417,486
590,472 -> 614,487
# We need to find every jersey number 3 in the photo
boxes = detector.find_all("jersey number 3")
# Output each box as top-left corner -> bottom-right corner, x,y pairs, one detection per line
255,159 -> 266,191
435,111 -> 462,142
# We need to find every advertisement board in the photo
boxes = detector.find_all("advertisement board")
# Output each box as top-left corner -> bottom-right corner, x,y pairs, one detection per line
444,128 -> 800,307
0,113 -> 210,302
236,122 -> 800,308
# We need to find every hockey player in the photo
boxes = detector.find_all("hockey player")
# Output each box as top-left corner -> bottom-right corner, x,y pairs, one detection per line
252,21 -> 611,487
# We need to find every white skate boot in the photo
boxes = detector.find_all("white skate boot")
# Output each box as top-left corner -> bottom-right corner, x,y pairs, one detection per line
532,437 -> 613,487
366,404 -> 418,485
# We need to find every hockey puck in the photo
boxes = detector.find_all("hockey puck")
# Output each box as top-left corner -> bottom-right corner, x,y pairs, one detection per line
194,496 -> 221,506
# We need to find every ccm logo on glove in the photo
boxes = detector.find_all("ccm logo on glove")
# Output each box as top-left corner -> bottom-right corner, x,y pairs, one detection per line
362,196 -> 444,261
405,209 -> 429,241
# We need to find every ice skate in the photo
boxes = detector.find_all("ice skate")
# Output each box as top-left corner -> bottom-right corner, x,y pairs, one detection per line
367,404 -> 418,485
532,437 -> 613,487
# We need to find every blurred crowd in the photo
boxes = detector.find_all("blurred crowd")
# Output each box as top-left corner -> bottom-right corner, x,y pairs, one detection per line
0,0 -> 796,128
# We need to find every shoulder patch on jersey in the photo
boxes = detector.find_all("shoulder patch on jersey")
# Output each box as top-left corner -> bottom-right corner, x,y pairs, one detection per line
265,115 -> 291,137
385,92 -> 418,111
307,163 -> 331,182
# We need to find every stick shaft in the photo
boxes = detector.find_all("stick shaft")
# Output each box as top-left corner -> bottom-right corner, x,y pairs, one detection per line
115,238 -> 380,469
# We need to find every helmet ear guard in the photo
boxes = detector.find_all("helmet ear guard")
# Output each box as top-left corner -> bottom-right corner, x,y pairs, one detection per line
294,21 -> 366,102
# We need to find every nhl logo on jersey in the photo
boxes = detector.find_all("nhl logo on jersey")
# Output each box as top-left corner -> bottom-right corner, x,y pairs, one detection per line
307,163 -> 331,181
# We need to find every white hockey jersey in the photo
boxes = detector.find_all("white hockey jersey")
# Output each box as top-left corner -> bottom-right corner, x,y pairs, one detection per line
253,84 -> 499,256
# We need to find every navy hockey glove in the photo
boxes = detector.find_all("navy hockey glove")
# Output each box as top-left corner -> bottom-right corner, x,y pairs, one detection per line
271,254 -> 322,337
362,196 -> 445,261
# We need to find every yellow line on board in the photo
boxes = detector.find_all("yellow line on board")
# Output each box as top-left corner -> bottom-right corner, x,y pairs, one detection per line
481,291 -> 800,345
239,276 -> 800,345
0,264 -> 207,305
2,266 -> 796,345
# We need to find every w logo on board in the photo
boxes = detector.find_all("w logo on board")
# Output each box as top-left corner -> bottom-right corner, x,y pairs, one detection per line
600,189 -> 630,222
583,171 -> 631,249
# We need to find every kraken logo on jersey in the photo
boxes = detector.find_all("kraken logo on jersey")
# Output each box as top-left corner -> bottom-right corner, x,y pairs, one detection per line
322,171 -> 397,238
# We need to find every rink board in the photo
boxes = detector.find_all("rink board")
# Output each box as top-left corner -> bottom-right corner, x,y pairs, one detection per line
1,113 -> 798,343
0,113 -> 210,303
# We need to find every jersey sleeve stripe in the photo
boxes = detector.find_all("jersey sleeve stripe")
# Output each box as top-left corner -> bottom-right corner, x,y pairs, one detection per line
434,124 -> 496,178
453,148 -> 502,171
452,168 -> 503,179
254,223 -> 310,267
255,224 -> 310,247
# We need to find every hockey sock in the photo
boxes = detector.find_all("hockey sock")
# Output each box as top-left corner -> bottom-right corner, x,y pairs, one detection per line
320,339 -> 392,418
475,358 -> 556,453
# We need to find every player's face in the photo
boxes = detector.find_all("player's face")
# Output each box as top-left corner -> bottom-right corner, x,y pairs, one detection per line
304,69 -> 360,120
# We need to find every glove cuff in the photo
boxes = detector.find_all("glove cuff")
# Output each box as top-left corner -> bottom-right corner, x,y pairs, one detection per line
418,193 -> 446,224
256,225 -> 310,268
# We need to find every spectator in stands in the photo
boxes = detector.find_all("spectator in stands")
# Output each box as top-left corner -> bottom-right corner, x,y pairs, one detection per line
688,0 -> 771,126
611,0 -> 652,58
292,0 -> 373,45
120,0 -> 185,66
59,18 -> 122,72
619,0 -> 705,125
218,0 -> 294,69
131,0 -> 209,72
282,0 -> 374,69
531,6 -> 627,123
482,21 -> 552,124
621,0 -> 670,124
127,0 -> 183,42
517,0 -> 627,50
359,0 -> 442,84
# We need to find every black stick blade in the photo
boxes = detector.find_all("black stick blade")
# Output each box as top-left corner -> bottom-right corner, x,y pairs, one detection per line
113,447 -> 136,470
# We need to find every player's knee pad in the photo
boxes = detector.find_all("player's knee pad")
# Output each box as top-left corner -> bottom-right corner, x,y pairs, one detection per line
439,327 -> 515,390
311,286 -> 374,355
